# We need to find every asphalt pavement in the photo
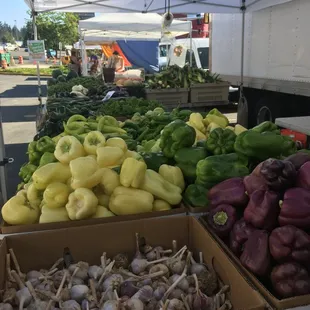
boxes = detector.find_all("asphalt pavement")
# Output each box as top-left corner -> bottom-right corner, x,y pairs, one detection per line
0,75 -> 47,199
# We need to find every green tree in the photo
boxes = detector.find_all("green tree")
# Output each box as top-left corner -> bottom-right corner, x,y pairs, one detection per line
35,12 -> 79,50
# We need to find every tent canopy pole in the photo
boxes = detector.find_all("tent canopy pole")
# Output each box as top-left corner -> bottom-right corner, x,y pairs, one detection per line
32,11 -> 43,107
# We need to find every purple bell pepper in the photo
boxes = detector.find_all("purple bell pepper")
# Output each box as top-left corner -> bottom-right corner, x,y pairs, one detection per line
285,152 -> 310,171
296,161 -> 310,190
240,230 -> 271,277
243,174 -> 268,196
207,204 -> 237,238
269,225 -> 310,267
229,218 -> 256,257
208,177 -> 248,209
244,189 -> 280,231
271,262 -> 310,298
279,187 -> 310,230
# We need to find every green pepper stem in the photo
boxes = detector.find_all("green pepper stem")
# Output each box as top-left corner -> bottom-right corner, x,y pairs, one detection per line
213,211 -> 228,226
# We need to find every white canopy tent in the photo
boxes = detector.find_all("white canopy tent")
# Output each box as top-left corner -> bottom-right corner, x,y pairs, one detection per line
24,0 -> 293,14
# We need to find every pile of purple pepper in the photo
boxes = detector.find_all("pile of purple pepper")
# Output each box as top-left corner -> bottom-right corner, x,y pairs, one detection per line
205,151 -> 310,299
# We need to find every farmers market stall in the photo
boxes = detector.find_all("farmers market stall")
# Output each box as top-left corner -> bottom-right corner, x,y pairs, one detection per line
1,2 -> 306,310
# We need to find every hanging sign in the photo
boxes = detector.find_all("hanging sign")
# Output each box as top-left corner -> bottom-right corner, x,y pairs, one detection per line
27,40 -> 46,62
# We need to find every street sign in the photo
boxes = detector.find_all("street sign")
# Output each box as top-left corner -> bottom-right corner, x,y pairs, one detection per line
27,40 -> 46,62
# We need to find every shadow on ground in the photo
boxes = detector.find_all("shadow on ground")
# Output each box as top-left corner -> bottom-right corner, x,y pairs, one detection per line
0,106 -> 38,122
25,77 -> 50,82
0,84 -> 47,98
5,143 -> 28,198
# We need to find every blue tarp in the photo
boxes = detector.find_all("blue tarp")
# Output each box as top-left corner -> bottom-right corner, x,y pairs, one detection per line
117,40 -> 159,73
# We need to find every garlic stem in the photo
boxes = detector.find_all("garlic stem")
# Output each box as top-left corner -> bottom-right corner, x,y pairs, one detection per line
171,245 -> 187,259
172,240 -> 177,255
11,270 -> 24,289
68,266 -> 80,289
199,252 -> 203,264
46,270 -> 67,310
6,254 -> 14,282
49,258 -> 64,271
25,281 -> 37,301
89,279 -> 97,304
101,252 -> 107,269
97,260 -> 115,287
9,249 -> 23,279
47,268 -> 58,276
18,296 -> 25,310
181,294 -> 190,310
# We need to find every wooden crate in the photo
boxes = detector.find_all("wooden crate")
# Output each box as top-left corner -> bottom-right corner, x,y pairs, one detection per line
190,81 -> 229,104
146,88 -> 189,108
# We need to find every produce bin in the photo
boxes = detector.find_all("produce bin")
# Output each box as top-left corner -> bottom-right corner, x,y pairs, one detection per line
0,205 -> 186,234
145,88 -> 189,108
190,81 -> 229,104
0,216 -> 266,310
199,217 -> 310,309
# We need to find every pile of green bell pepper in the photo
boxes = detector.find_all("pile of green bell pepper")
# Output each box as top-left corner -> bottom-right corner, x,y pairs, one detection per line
27,136 -> 56,166
174,147 -> 208,183
160,120 -> 196,158
183,184 -> 209,208
196,153 -> 249,189
205,127 -> 236,155
234,130 -> 296,160
19,163 -> 37,183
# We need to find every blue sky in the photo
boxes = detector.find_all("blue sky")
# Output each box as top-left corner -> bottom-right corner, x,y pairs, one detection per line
1,0 -> 29,29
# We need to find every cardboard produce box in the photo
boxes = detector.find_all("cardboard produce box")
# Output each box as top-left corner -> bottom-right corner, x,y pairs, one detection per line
0,216 -> 266,309
200,218 -> 310,309
1,206 -> 186,234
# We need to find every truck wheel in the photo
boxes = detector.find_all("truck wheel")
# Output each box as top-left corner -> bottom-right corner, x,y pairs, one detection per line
255,97 -> 280,125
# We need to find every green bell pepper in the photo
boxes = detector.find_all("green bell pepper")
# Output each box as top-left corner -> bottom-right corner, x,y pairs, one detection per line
174,147 -> 208,183
141,152 -> 172,172
234,130 -> 296,160
160,120 -> 196,158
27,141 -> 41,165
196,153 -> 249,189
206,127 -> 236,155
205,108 -> 229,128
19,163 -> 37,183
252,121 -> 280,134
39,152 -> 57,167
183,184 -> 209,208
36,136 -> 55,153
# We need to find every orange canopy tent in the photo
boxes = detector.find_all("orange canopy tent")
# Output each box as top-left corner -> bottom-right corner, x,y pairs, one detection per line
101,43 -> 131,67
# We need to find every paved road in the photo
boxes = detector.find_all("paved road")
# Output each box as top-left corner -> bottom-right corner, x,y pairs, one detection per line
0,75 -> 47,199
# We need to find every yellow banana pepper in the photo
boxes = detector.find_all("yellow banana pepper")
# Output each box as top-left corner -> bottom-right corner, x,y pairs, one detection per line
83,131 -> 106,155
2,192 -> 39,225
124,150 -> 144,161
93,186 -> 110,206
105,137 -> 127,153
92,206 -> 115,218
158,164 -> 185,191
52,133 -> 66,144
189,113 -> 206,133
225,126 -> 235,132
140,170 -> 182,205
100,168 -> 120,195
109,186 -> 153,215
54,136 -> 85,164
207,122 -> 222,133
234,124 -> 248,135
97,146 -> 124,168
43,182 -> 70,209
153,200 -> 172,211
66,188 -> 98,220
39,205 -> 70,223
32,163 -> 71,190
120,158 -> 147,188
204,109 -> 229,128
27,183 -> 43,209
70,156 -> 104,190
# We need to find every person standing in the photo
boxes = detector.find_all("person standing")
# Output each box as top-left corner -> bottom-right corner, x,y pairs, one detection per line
107,51 -> 125,72
69,50 -> 81,75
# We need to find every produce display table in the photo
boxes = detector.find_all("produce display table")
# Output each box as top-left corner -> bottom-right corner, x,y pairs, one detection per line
275,116 -> 310,135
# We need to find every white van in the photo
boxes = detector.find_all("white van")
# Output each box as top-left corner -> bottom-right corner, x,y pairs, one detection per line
159,38 -> 209,70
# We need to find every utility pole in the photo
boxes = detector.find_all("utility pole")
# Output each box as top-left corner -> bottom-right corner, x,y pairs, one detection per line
14,20 -> 17,41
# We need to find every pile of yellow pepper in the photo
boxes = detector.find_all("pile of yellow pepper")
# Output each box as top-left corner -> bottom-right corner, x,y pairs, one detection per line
186,109 -> 247,142
2,131 -> 185,226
